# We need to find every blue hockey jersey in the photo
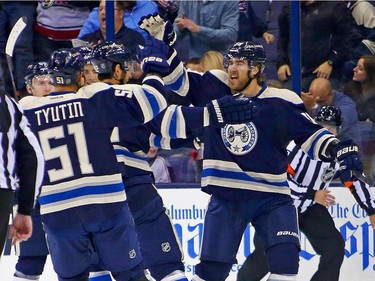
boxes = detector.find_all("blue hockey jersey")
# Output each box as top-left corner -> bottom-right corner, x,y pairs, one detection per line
19,77 -> 167,216
162,49 -> 339,200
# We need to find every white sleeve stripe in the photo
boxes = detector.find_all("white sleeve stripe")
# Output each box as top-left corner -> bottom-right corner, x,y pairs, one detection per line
203,107 -> 210,127
176,106 -> 187,138
133,85 -> 167,123
161,105 -> 176,137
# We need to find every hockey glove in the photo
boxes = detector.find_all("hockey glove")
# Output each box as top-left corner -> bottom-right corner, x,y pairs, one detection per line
139,13 -> 177,47
206,95 -> 258,128
333,140 -> 363,184
137,37 -> 170,75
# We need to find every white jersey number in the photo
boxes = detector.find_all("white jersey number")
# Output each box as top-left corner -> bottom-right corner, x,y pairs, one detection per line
38,122 -> 94,182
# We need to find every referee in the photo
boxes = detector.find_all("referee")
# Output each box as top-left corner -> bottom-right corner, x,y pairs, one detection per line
0,91 -> 44,258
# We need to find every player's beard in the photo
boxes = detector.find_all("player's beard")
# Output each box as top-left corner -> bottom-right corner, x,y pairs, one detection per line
236,71 -> 253,93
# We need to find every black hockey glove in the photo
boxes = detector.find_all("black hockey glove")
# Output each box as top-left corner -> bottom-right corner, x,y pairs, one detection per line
206,95 -> 258,128
139,13 -> 177,47
332,140 -> 363,184
137,37 -> 170,75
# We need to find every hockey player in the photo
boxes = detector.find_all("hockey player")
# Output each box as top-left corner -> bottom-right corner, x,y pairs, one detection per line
86,41 -> 187,281
15,61 -> 112,281
237,106 -> 375,281
18,46 -> 169,281
73,46 -> 99,86
24,62 -> 55,97
12,62 -> 52,281
138,14 -> 365,281
81,40 -> 256,281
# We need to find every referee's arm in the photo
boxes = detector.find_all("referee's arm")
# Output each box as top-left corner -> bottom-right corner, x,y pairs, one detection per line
12,98 -> 45,216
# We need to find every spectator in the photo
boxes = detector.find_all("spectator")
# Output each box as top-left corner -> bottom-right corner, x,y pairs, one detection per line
80,0 -> 145,55
342,0 -> 375,82
276,1 -> 362,92
148,146 -> 175,183
0,1 -> 37,98
78,0 -> 158,40
265,79 -> 283,89
237,1 -> 274,44
200,50 -> 224,72
184,57 -> 202,72
347,55 -> 375,123
33,1 -> 97,61
0,90 -> 44,259
344,54 -> 375,183
302,77 -> 361,143
174,0 -> 238,60
154,0 -> 180,23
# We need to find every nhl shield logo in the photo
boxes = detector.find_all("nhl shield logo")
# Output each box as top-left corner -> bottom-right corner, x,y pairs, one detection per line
222,123 -> 257,155
161,242 -> 171,252
321,167 -> 336,183
129,249 -> 137,259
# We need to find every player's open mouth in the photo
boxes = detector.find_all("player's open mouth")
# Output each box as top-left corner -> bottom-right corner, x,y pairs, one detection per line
229,75 -> 238,81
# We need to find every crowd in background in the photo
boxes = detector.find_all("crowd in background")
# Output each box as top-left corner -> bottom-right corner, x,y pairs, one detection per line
0,0 -> 374,184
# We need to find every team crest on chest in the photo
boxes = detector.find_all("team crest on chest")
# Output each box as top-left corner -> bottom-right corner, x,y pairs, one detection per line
222,123 -> 258,155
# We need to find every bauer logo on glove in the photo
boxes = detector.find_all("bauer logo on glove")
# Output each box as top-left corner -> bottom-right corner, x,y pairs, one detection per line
336,145 -> 358,158
332,140 -> 363,183
206,95 -> 258,128
137,37 -> 170,75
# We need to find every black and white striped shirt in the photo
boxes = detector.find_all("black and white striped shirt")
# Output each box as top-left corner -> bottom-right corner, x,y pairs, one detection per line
0,93 -> 44,215
287,142 -> 375,215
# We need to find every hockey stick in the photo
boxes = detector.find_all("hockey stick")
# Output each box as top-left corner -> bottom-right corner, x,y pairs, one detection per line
5,16 -> 28,101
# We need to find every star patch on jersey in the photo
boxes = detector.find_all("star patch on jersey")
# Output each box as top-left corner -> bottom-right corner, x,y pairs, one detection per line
222,122 -> 257,155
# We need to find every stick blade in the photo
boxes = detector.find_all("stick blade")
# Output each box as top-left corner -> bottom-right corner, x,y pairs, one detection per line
5,16 -> 28,57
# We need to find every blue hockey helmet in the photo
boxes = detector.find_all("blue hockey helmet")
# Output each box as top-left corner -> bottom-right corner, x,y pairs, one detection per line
72,46 -> 93,63
49,48 -> 83,85
224,41 -> 266,73
315,105 -> 343,127
25,61 -> 49,85
91,41 -> 137,74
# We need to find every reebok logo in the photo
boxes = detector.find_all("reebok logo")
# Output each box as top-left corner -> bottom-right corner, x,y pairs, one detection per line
212,99 -> 223,123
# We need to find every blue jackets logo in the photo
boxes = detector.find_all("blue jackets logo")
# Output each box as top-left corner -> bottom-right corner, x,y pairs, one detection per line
222,123 -> 257,155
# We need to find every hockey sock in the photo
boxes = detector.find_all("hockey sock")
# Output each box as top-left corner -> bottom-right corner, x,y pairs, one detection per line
89,271 -> 112,281
13,270 -> 40,280
267,273 -> 297,281
13,274 -> 40,281
161,270 -> 188,281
